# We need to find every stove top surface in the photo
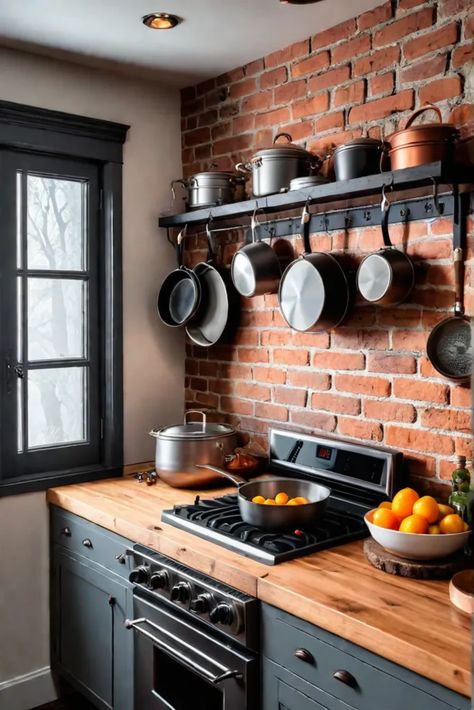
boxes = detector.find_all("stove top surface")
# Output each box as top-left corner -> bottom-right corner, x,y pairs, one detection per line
161,494 -> 368,565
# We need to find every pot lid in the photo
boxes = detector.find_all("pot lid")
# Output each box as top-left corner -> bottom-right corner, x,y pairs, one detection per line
158,421 -> 236,440
334,138 -> 383,152
191,170 -> 239,179
253,132 -> 314,160
290,175 -> 329,189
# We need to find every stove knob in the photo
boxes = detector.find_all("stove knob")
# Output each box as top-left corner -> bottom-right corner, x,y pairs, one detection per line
170,582 -> 191,603
150,570 -> 169,590
129,565 -> 149,584
190,594 -> 210,614
210,603 -> 234,626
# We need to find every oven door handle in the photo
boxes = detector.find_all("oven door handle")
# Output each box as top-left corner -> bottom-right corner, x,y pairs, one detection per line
125,617 -> 243,685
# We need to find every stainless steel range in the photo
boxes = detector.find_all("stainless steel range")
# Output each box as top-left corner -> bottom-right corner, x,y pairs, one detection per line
162,429 -> 403,565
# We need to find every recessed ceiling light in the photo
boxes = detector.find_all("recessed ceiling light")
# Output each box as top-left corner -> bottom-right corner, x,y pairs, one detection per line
142,12 -> 182,30
280,0 -> 325,4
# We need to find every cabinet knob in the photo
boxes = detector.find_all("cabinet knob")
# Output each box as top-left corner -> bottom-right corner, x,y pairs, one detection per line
333,669 -> 358,688
60,527 -> 71,537
294,648 -> 314,664
82,538 -> 93,548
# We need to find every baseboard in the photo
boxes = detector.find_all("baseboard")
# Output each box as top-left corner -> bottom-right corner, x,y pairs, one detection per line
0,666 -> 57,710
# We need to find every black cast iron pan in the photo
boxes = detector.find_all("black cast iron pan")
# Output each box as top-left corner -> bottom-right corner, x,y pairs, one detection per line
157,225 -> 202,327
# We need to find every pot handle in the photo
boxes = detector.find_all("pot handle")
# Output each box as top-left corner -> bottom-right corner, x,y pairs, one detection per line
184,409 -> 207,431
273,132 -> 293,145
205,217 -> 217,262
381,183 -> 394,248
404,103 -> 443,129
171,179 -> 187,201
235,162 -> 252,174
301,199 -> 312,255
195,464 -> 247,487
453,247 -> 465,317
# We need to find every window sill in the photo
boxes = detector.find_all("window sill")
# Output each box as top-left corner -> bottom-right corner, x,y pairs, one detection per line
0,465 -> 123,497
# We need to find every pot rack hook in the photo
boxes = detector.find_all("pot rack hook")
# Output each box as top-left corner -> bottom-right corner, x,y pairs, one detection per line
205,211 -> 214,240
177,223 -> 188,244
430,177 -> 441,217
381,178 -> 394,213
301,196 -> 311,225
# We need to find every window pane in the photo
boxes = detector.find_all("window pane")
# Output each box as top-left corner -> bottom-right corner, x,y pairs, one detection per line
28,367 -> 87,449
27,278 -> 86,361
26,175 -> 85,271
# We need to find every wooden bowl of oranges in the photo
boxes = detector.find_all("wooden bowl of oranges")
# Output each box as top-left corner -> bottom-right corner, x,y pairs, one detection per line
364,487 -> 470,560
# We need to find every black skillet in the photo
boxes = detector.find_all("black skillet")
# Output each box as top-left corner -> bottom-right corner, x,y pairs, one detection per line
157,225 -> 202,327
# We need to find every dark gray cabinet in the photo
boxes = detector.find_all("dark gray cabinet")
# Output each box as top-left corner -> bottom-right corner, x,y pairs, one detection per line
50,507 -> 133,710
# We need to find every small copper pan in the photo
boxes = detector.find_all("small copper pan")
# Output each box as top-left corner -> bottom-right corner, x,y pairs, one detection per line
387,104 -> 458,171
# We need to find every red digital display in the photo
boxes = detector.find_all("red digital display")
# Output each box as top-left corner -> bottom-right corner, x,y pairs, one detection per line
317,445 -> 332,460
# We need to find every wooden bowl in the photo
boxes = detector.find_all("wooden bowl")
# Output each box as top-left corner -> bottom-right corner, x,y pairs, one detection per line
449,570 -> 474,614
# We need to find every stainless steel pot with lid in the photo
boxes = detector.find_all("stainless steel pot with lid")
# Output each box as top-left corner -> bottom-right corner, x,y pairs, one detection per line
172,170 -> 247,210
150,410 -> 238,488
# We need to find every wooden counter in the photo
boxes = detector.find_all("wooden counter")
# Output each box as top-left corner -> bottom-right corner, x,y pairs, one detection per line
47,474 -> 472,698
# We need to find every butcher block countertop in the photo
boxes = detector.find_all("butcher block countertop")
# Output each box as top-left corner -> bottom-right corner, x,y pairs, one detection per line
47,472 -> 472,698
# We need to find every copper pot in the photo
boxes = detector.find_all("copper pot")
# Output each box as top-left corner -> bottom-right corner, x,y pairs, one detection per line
387,104 -> 458,170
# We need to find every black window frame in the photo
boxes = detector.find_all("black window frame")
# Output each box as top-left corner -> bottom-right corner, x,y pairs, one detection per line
0,100 -> 129,496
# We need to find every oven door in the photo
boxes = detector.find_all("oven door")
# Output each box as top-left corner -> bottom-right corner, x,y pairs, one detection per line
127,592 -> 258,710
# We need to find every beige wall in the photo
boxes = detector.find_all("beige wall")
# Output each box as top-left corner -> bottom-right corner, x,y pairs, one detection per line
0,47 -> 183,707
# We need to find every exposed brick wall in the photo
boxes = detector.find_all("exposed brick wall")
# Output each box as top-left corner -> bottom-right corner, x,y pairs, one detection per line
180,0 -> 473,495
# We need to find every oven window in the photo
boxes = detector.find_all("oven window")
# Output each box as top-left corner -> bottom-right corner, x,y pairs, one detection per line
153,648 -> 224,710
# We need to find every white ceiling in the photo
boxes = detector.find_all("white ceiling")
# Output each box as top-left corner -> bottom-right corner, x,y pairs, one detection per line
0,0 -> 382,87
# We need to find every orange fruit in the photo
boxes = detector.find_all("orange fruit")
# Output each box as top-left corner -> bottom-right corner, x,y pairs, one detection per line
439,514 -> 464,534
275,492 -> 289,505
252,495 -> 266,504
287,498 -> 299,506
438,503 -> 454,519
392,488 -> 419,519
264,498 -> 276,505
412,496 -> 440,524
292,496 -> 309,505
372,508 -> 400,530
428,524 -> 441,535
399,514 -> 429,534
463,522 -> 470,532
378,501 -> 392,509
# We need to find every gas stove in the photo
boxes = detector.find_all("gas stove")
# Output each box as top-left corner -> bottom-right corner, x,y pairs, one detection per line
162,429 -> 403,565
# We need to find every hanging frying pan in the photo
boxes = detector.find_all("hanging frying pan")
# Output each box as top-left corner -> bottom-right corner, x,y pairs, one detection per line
356,183 -> 415,305
427,243 -> 472,382
185,220 -> 240,347
157,225 -> 202,327
278,202 -> 350,332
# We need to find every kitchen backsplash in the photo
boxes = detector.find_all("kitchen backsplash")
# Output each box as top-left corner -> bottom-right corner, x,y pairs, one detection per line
180,0 -> 473,496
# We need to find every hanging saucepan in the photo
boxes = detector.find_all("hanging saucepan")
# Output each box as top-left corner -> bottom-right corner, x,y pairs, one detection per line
186,220 -> 240,347
195,465 -> 330,531
427,243 -> 472,382
157,225 -> 202,327
231,206 -> 282,297
278,202 -> 350,332
356,184 -> 415,305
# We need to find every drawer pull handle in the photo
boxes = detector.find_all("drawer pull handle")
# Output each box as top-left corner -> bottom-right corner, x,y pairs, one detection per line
60,527 -> 71,537
333,669 -> 358,688
82,538 -> 93,548
294,648 -> 314,664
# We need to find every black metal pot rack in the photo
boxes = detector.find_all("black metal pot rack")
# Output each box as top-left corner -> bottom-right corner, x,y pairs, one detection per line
159,161 -> 474,248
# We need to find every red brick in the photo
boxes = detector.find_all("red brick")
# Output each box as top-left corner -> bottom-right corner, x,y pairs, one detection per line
386,426 -> 454,455
308,66 -> 350,94
368,353 -> 417,374
265,39 -> 310,69
255,403 -> 288,422
221,397 -> 253,416
374,7 -> 435,47
217,363 -> 252,380
184,127 -> 211,147
308,129 -> 363,154
235,382 -> 271,401
241,91 -> 273,113
252,366 -> 287,384
407,238 -> 452,260
439,0 -> 471,16
465,13 -> 474,40
393,379 -> 449,403
219,102 -> 239,119
369,71 -> 394,97
451,386 -> 472,408
312,19 -> 356,50
398,0 -> 427,10
404,22 -> 459,60
273,349 -> 309,366
208,379 -> 233,395
332,35 -> 371,66
290,410 -> 337,432
338,417 -> 383,442
232,115 -> 254,134
349,90 -> 414,124
274,80 -> 307,105
405,453 -> 437,477
244,58 -> 264,77
400,54 -> 448,83
292,51 -> 330,79
195,392 -> 219,408
452,43 -> 474,68
379,308 -> 421,327
216,67 -> 244,86
358,2 -> 393,31
287,371 -> 331,390
292,93 -> 329,119
198,109 -> 218,127
455,436 -> 473,457
190,377 -> 207,392
419,76 -> 463,104
182,97 -> 205,117
280,121 -> 314,141
412,287 -> 454,309
313,352 -> 365,370
196,78 -> 216,96
335,374 -> 391,397
311,392 -> 361,415
261,331 -> 293,346
391,330 -> 428,352
332,79 -> 366,108
421,408 -> 471,433
364,400 -> 417,423
353,46 -> 401,76
273,387 -> 307,407
261,66 -> 288,90
314,112 -> 345,132
213,134 -> 253,156
230,77 -> 257,99
238,348 -> 269,363
255,107 -> 291,128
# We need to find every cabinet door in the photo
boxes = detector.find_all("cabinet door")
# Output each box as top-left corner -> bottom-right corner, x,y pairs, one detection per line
278,681 -> 329,710
51,550 -> 133,710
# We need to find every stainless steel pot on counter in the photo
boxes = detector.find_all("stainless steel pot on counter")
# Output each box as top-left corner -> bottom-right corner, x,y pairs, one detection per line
172,171 -> 247,210
150,410 -> 238,488
236,133 -> 322,197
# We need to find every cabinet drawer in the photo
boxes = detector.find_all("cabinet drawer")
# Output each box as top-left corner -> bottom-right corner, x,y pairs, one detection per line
261,604 -> 469,710
51,507 -> 132,580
